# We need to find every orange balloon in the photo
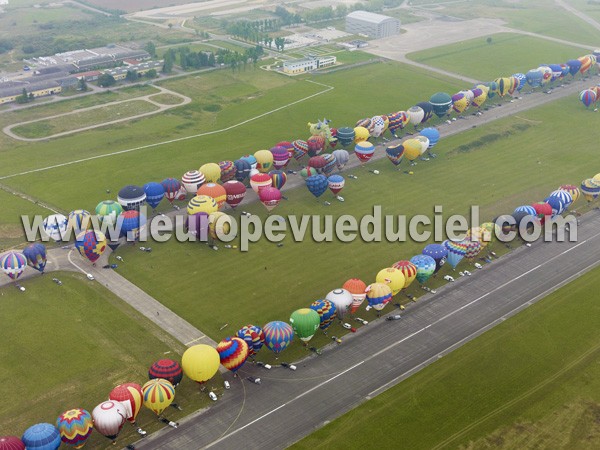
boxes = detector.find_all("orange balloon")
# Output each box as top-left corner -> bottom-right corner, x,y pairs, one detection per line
197,182 -> 227,210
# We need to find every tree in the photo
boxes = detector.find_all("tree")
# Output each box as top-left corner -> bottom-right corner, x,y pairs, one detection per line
98,73 -> 116,87
168,23 -> 173,29
274,37 -> 285,52
486,37 -> 493,44
78,77 -> 87,91
125,70 -> 138,82
144,41 -> 156,57
145,69 -> 157,79
162,48 -> 175,73
16,88 -> 29,104
208,52 -> 215,66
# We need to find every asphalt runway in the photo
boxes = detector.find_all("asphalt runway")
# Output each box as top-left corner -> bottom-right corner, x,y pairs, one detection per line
136,210 -> 600,449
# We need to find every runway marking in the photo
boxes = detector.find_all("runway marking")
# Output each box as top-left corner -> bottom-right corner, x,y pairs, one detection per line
66,249 -> 88,275
203,360 -> 364,449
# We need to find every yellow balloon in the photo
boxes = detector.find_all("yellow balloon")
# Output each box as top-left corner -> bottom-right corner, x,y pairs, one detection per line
403,139 -> 422,161
181,344 -> 220,384
199,163 -> 221,183
593,173 -> 600,183
187,195 -> 218,215
208,211 -> 232,241
375,267 -> 405,296
141,379 -> 175,415
254,149 -> 274,173
353,126 -> 370,143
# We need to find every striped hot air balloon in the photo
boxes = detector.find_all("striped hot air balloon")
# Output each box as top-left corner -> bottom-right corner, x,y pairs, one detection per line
56,409 -> 93,449
217,337 -> 249,373
141,379 -> 175,415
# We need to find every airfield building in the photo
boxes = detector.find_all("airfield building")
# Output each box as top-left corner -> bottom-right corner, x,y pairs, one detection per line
282,55 -> 336,75
345,10 -> 400,39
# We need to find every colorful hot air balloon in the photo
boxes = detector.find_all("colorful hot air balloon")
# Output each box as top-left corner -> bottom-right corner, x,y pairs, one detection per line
375,267 -> 405,296
422,243 -> 448,273
409,255 -> 436,284
514,205 -> 537,216
75,231 -> 107,263
407,106 -> 424,126
292,140 -> 309,160
429,92 -> 452,118
325,288 -> 354,319
300,166 -> 320,178
91,401 -> 126,443
546,190 -> 573,214
0,436 -> 24,450
218,160 -> 237,182
392,260 -> 417,287
309,299 -> 337,331
208,212 -> 231,242
353,126 -> 370,143
56,409 -> 93,449
581,178 -> 600,202
343,279 -> 367,313
217,337 -> 249,373
276,141 -> 295,161
336,127 -> 355,147
236,325 -> 265,357
332,149 -> 349,170
117,210 -> 146,241
526,69 -> 543,88
223,180 -> 246,209
109,383 -> 143,426
307,135 -> 326,157
187,195 -> 218,215
181,170 -> 205,194
415,135 -> 429,155
580,89 -> 596,108
321,153 -> 337,175
117,185 -> 146,211
308,155 -> 327,174
289,309 -> 321,343
240,154 -> 257,170
306,174 -> 328,198
270,146 -> 290,170
354,141 -> 375,164
141,379 -> 175,416
181,345 -> 220,384
403,139 -> 422,162
149,359 -> 183,386
254,150 -> 274,173
143,182 -> 165,210
263,321 -> 294,354
259,187 -> 281,212
21,424 -> 60,450
250,173 -> 272,194
43,214 -> 68,241
68,210 -> 92,235
531,201 -> 553,225
199,163 -> 221,183
420,127 -> 440,149
366,282 -> 392,312
385,143 -> 404,167
512,73 -> 526,91
197,182 -> 227,210
233,159 -> 251,183
161,178 -> 183,204
22,243 -> 46,273
451,92 -> 469,114
559,185 -> 580,203
471,87 -> 487,108
462,238 -> 482,259
327,174 -> 344,196
269,170 -> 287,190
96,200 -> 123,225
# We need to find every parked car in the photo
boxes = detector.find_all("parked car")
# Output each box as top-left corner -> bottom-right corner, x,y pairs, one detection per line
281,362 -> 297,371
464,270 -> 472,276
208,392 -> 218,401
246,377 -> 261,385
52,278 -> 62,286
256,361 -> 271,370
474,263 -> 483,269
386,314 -> 402,321
444,275 -> 455,282
355,317 -> 368,325
342,323 -> 352,330
86,273 -> 94,281
223,381 -> 230,389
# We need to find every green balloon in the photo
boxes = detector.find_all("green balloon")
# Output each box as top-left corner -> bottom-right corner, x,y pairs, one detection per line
289,308 -> 320,343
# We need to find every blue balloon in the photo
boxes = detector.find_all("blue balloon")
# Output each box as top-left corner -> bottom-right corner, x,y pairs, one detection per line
306,174 -> 328,198
419,128 -> 440,148
22,243 -> 47,273
543,196 -> 564,217
143,182 -> 165,210
117,211 -> 147,240
514,205 -> 536,216
422,243 -> 448,273
511,73 -> 527,91
234,159 -> 251,182
22,423 -> 61,450
443,240 -> 466,269
566,59 -> 582,76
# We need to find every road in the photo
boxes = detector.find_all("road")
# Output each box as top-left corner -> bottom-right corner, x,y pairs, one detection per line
136,209 -> 600,449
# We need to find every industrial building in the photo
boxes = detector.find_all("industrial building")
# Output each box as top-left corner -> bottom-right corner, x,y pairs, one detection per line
282,55 -> 336,75
345,10 -> 400,39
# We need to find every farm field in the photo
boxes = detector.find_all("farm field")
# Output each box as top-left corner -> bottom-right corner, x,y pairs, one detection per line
407,33 -> 591,81
293,264 -> 600,450
0,271 -> 222,449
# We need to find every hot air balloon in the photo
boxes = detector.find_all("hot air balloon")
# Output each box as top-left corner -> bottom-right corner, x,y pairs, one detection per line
451,92 -> 469,114
270,146 -> 290,170
143,182 -> 165,211
187,195 -> 218,215
289,309 -> 321,343
547,190 -> 573,213
263,321 -> 294,355
0,436 -> 24,450
254,150 -> 274,173
42,214 -> 68,241
117,185 -> 146,211
309,299 -> 337,331
300,166 -> 320,178
366,282 -> 392,312
343,279 -> 367,313
199,163 -> 221,183
218,160 -> 236,182
422,243 -> 448,273
355,117 -> 373,132
580,89 -> 596,108
67,210 -> 92,235
514,205 -> 537,216
141,379 -> 175,415
95,200 -> 123,225
109,383 -> 144,431
578,55 -> 592,74
182,170 -> 206,194
306,174 -> 328,198
236,325 -> 265,357
327,174 -> 344,196
512,73 -> 527,91
354,141 -> 375,164
336,127 -> 355,147
471,87 -> 487,108
277,141 -> 295,160
21,424 -> 60,450
181,345 -> 220,384
353,126 -> 370,143
56,409 -> 93,449
543,195 -> 565,217
292,140 -> 309,160
370,115 -> 386,138
161,178 -> 183,204
462,238 -> 482,259
307,135 -> 326,157
407,105 -> 424,126
22,243 -> 46,273
493,77 -> 511,97
117,210 -> 146,241
526,69 -> 543,88
250,173 -> 272,194
240,154 -> 257,170
149,359 -> 183,386
197,182 -> 227,209
259,187 -> 281,212
332,149 -> 349,170
308,155 -> 327,174
233,159 -> 251,183
559,185 -> 580,203
385,143 -> 404,167
217,337 -> 249,373
443,240 -> 467,269
581,178 -> 600,202
415,135 -> 429,155
410,254 -> 436,284
429,92 -> 452,118
223,180 -> 246,209
420,127 -> 440,149
91,401 -> 126,443
325,288 -> 354,319
375,268 -> 405,296
187,212 -> 209,241
392,260 -> 417,287
531,202 -> 553,225
403,139 -> 422,162
75,231 -> 106,263
321,153 -> 337,175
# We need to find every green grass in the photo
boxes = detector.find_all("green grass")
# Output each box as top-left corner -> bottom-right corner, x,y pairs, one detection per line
0,271 -> 223,448
149,93 -> 185,105
11,99 -> 160,139
408,32 -> 590,81
293,264 -> 600,450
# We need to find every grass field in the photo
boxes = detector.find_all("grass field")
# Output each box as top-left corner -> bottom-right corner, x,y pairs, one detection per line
11,100 -> 160,139
408,33 -> 590,81
0,189 -> 53,251
0,271 -> 223,448
149,93 -> 186,105
293,264 -> 600,449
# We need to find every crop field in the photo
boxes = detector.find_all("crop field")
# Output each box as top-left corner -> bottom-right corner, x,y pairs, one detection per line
408,33 -> 591,81
0,271 -> 222,448
293,264 -> 600,450
10,100 -> 161,139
